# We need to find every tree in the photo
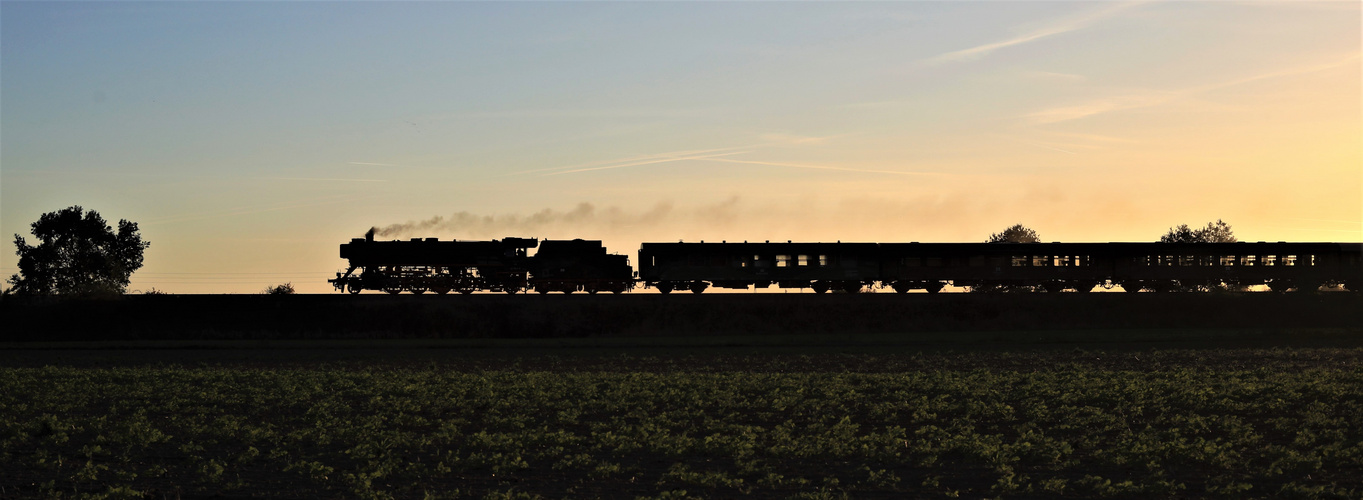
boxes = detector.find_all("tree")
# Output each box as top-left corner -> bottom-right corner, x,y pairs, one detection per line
986,224 -> 1041,243
971,224 -> 1042,293
8,206 -> 150,296
1159,219 -> 1236,243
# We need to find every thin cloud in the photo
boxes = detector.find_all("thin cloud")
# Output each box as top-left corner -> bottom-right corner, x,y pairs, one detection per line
1023,70 -> 1088,83
1027,93 -> 1174,124
1026,52 -> 1360,124
264,177 -> 389,183
509,146 -> 751,177
1018,140 -> 1078,155
758,133 -> 844,146
516,135 -> 843,177
543,151 -> 751,176
702,158 -> 947,177
927,2 -> 1142,63
142,195 -> 368,225
347,162 -> 402,167
1193,52 -> 1361,92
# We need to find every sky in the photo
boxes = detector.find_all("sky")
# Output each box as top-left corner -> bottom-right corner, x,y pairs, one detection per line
2,1 -> 1359,294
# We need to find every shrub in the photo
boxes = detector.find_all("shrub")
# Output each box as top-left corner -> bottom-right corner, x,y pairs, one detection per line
263,283 -> 295,295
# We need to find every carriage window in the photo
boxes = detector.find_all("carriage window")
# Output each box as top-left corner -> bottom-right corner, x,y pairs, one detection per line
797,255 -> 809,267
1262,255 -> 1276,266
819,255 -> 828,266
1220,255 -> 1236,266
969,256 -> 986,267
903,257 -> 921,267
1283,255 -> 1297,266
1012,256 -> 1028,267
1241,255 -> 1256,266
1180,255 -> 1195,267
926,257 -> 943,267
1033,256 -> 1049,267
1308,255 -> 1317,266
776,255 -> 791,267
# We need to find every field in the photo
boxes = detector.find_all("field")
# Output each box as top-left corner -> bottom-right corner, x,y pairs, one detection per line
3,345 -> 1363,499
3,294 -> 1361,499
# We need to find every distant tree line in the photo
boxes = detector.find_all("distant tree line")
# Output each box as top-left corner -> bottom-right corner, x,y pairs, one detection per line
985,220 -> 1236,245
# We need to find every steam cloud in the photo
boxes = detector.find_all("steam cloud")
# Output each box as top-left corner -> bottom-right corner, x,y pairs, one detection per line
370,198 -> 743,240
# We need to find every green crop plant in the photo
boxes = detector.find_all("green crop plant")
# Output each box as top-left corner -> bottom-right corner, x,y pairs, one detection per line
2,349 -> 1362,498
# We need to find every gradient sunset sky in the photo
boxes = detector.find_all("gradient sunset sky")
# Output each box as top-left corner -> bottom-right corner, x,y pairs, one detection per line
2,1 -> 1359,293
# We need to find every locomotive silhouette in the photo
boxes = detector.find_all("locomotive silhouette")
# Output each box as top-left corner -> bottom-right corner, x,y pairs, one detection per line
330,231 -> 1361,294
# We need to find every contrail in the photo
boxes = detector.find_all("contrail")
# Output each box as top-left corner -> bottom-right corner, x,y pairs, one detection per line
927,2 -> 1143,63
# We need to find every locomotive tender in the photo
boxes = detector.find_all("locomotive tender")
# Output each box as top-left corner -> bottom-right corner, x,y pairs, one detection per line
332,234 -> 1362,294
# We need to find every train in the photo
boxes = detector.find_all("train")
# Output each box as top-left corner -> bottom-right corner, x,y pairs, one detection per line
330,232 -> 1362,294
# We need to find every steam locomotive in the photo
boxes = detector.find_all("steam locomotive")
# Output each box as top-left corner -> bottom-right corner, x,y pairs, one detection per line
329,232 -> 632,294
330,233 -> 1362,294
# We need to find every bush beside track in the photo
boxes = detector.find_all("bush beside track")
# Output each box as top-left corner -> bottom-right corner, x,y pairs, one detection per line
2,293 -> 1360,342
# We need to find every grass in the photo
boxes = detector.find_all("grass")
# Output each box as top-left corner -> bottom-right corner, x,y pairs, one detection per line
3,348 -> 1362,499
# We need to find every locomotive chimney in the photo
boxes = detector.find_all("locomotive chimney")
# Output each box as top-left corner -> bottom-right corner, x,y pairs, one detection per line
365,227 -> 376,242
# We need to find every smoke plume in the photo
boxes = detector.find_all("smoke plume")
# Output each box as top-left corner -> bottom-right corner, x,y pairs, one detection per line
370,199 -> 744,240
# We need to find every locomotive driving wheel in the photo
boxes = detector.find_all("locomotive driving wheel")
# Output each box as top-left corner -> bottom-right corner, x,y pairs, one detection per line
347,283 -> 363,294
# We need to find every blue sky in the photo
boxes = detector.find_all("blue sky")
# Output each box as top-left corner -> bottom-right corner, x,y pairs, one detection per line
2,1 -> 1359,292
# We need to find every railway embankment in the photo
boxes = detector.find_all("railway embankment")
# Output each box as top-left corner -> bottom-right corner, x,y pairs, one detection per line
2,292 -> 1360,343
